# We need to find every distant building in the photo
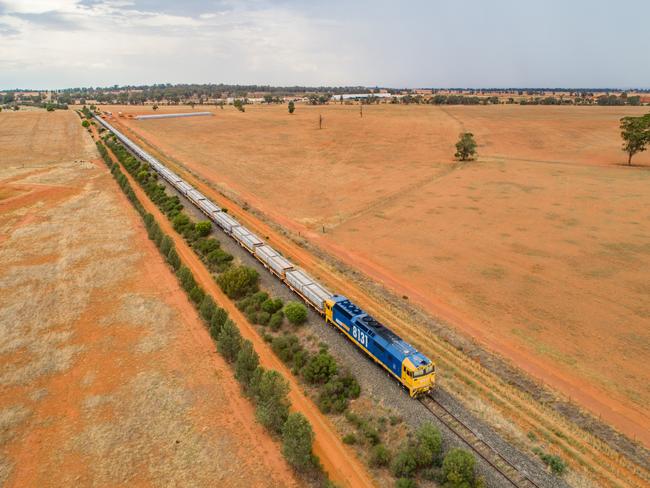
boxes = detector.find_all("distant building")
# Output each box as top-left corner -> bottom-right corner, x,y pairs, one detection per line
330,93 -> 394,101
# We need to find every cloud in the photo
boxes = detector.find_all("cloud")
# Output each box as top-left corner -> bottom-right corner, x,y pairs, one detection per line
0,0 -> 648,89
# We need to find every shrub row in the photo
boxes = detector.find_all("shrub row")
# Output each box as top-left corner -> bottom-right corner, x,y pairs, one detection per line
105,135 -> 184,219
98,138 -> 322,477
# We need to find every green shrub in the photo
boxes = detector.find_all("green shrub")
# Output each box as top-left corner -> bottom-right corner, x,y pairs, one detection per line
370,444 -> 391,468
342,433 -> 357,445
195,221 -> 212,237
261,298 -> 283,314
256,311 -> 271,325
251,291 -> 269,305
391,447 -> 418,478
362,425 -> 381,446
302,351 -> 337,384
271,334 -> 303,364
206,248 -> 233,271
81,120 -> 90,128
167,247 -> 181,270
413,422 -> 442,468
539,453 -> 567,475
217,319 -> 242,363
176,266 -> 196,292
217,265 -> 259,299
199,295 -> 217,323
282,412 -> 314,471
269,311 -> 284,331
395,479 -> 417,488
284,301 -> 308,325
235,340 -> 259,387
160,235 -> 173,256
172,213 -> 192,234
195,237 -> 220,255
244,304 -> 258,322
209,308 -> 228,339
255,370 -> 290,434
318,373 -> 361,414
441,448 -> 479,487
189,286 -> 205,305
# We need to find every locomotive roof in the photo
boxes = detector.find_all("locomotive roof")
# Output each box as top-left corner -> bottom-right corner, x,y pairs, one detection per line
334,297 -> 431,364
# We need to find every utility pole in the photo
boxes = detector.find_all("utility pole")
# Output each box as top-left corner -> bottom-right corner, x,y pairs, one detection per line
360,103 -> 363,118
319,113 -> 323,129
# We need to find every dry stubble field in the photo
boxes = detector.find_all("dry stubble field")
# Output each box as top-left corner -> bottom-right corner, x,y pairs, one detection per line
0,110 -> 299,487
112,103 -> 650,445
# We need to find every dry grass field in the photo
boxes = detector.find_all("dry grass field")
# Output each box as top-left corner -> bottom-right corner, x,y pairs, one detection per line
0,110 -> 299,487
112,103 -> 650,444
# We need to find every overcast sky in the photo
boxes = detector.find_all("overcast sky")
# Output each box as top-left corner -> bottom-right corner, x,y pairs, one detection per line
1,0 -> 648,90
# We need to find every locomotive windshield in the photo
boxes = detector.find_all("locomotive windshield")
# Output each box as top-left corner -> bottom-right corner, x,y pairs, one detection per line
413,364 -> 434,378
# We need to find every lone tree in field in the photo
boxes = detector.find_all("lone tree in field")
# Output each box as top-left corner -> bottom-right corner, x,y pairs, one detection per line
620,114 -> 650,165
455,132 -> 477,161
288,101 -> 295,114
152,104 -> 159,111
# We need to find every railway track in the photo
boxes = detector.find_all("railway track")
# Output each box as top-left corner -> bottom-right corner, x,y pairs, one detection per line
420,394 -> 542,488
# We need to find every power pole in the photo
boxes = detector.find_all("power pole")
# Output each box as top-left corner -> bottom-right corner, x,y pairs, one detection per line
319,113 -> 323,129
360,103 -> 363,118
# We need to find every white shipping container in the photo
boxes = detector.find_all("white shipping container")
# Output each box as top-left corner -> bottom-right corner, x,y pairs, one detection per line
240,233 -> 263,251
176,181 -> 193,194
213,211 -> 240,233
200,200 -> 221,214
255,245 -> 278,264
285,269 -> 314,292
266,254 -> 294,277
302,283 -> 332,311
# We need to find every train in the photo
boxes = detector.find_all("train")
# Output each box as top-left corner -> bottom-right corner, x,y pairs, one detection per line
94,114 -> 436,397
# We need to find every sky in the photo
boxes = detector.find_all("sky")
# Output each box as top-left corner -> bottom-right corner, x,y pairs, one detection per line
0,0 -> 649,90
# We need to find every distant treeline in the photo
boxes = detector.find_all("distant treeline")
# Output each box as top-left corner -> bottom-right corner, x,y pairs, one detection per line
2,83 -> 646,107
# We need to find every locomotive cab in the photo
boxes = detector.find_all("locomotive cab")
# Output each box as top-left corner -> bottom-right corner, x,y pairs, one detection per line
402,356 -> 435,397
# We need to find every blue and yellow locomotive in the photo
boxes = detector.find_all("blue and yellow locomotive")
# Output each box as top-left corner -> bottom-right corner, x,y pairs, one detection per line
324,295 -> 435,397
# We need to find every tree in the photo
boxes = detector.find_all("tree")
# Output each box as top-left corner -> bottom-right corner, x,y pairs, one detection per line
302,351 -> 337,384
284,301 -> 307,325
160,235 -> 173,256
199,294 -> 216,322
235,340 -> 260,387
217,265 -> 259,299
194,221 -> 211,237
209,307 -> 228,339
441,448 -> 480,487
454,132 -> 477,161
153,104 -> 159,110
288,100 -> 295,114
81,120 -> 90,128
256,370 -> 290,433
391,447 -> 418,478
620,114 -> 650,165
233,99 -> 245,112
282,413 -> 314,471
217,319 -> 242,363
167,247 -> 181,270
413,422 -> 442,467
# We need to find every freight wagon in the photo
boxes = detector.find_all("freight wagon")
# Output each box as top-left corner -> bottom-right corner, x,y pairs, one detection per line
94,114 -> 436,397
